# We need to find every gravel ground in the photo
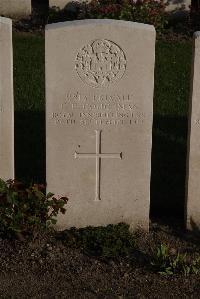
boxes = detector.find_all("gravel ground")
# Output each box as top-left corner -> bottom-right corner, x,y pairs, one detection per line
0,222 -> 200,298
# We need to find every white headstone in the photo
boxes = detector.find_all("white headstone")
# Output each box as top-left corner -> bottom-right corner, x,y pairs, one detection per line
165,0 -> 190,12
46,19 -> 155,231
0,0 -> 31,17
0,17 -> 14,180
186,32 -> 200,230
49,0 -> 69,9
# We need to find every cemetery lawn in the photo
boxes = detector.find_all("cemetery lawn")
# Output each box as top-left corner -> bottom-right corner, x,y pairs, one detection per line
2,32 -> 199,297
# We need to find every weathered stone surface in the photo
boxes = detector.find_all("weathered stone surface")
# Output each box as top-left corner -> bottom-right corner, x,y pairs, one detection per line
0,17 -> 14,180
186,32 -> 200,230
0,0 -> 31,17
46,19 -> 155,231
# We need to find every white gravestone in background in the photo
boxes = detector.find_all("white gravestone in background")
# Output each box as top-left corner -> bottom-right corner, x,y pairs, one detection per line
165,0 -> 190,12
186,32 -> 200,230
0,17 -> 14,180
46,19 -> 155,231
0,0 -> 31,17
49,0 -> 69,9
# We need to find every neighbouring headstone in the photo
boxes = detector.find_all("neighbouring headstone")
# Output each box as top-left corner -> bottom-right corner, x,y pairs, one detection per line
46,19 -> 155,231
186,32 -> 200,230
165,0 -> 190,13
49,0 -> 69,10
0,17 -> 14,180
0,0 -> 31,17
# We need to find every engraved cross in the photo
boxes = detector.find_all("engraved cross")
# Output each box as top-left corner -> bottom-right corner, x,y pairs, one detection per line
75,130 -> 122,201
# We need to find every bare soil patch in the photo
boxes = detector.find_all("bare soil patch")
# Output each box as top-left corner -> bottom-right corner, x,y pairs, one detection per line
0,221 -> 200,298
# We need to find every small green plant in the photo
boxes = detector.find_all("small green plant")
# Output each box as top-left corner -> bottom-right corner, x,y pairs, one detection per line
151,243 -> 200,275
61,223 -> 135,258
151,243 -> 174,275
0,179 -> 68,239
182,257 -> 200,275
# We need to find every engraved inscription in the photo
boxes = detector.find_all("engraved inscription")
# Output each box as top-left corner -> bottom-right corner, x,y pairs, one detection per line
195,119 -> 200,125
50,91 -> 146,126
75,40 -> 126,88
75,130 -> 122,201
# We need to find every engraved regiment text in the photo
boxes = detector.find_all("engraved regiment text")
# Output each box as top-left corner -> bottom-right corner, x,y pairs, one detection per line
51,91 -> 146,127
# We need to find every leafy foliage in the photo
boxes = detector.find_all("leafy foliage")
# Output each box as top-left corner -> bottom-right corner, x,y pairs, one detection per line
151,244 -> 200,275
60,223 -> 135,258
48,5 -> 81,23
47,0 -> 167,34
80,0 -> 167,34
0,179 -> 68,238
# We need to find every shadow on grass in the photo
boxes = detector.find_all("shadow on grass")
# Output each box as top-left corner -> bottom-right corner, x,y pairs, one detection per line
15,111 -> 45,184
150,115 -> 188,223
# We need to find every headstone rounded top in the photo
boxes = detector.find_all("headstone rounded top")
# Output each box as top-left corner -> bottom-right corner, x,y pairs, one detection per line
46,19 -> 155,33
194,32 -> 200,39
0,17 -> 12,25
75,39 -> 126,88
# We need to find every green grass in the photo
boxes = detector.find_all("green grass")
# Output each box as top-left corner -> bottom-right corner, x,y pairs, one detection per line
13,33 -> 45,112
13,33 -> 193,219
152,40 -> 192,219
13,33 -> 45,183
154,41 -> 192,117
